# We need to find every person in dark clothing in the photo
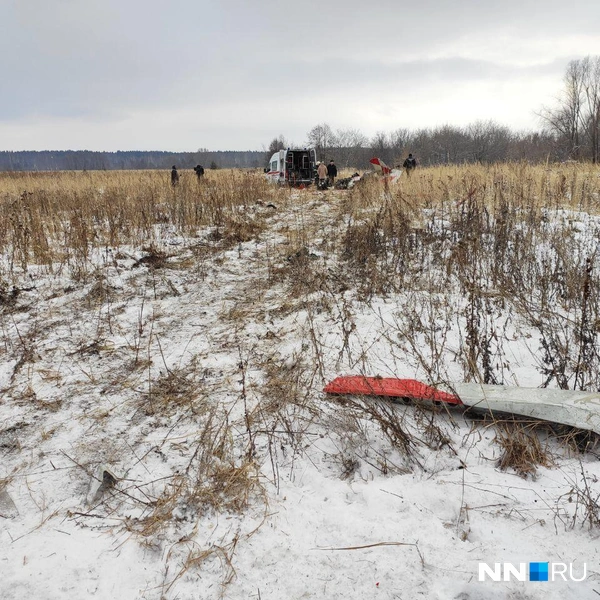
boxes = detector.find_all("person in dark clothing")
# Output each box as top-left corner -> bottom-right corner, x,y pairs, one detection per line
327,160 -> 337,187
402,153 -> 417,177
171,165 -> 179,186
194,164 -> 205,180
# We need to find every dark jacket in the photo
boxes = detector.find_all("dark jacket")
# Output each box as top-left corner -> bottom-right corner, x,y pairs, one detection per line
403,157 -> 417,169
327,163 -> 337,177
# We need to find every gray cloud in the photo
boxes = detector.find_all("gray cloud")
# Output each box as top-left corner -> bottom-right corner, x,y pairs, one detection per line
0,0 -> 598,149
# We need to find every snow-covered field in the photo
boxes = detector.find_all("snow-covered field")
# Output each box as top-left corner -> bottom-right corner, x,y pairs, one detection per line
1,183 -> 599,600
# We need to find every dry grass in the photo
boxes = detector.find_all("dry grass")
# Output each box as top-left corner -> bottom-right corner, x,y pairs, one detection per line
339,162 -> 600,390
0,169 -> 285,280
494,421 -> 554,478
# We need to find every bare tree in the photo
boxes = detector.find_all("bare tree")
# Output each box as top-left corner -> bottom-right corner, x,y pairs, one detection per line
410,128 -> 436,166
334,127 -> 367,149
509,131 -> 559,162
262,135 -> 288,164
538,57 -> 600,162
581,56 -> 600,163
429,125 -> 469,164
370,131 -> 393,164
267,135 -> 287,153
333,128 -> 369,168
467,120 -> 512,163
389,128 -> 412,164
306,123 -> 335,157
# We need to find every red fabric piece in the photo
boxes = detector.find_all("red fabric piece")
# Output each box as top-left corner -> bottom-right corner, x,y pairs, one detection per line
323,376 -> 463,405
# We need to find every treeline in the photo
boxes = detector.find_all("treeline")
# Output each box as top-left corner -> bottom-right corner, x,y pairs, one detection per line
297,123 -> 562,169
0,126 -> 581,174
0,150 -> 266,172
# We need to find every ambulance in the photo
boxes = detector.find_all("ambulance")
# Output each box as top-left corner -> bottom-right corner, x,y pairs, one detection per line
264,148 -> 317,187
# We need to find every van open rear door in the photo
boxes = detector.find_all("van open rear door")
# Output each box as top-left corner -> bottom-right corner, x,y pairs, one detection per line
267,148 -> 318,187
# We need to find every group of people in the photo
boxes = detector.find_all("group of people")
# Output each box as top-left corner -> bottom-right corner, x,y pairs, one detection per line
316,159 -> 338,189
171,152 -> 418,189
316,153 -> 418,189
171,164 -> 205,186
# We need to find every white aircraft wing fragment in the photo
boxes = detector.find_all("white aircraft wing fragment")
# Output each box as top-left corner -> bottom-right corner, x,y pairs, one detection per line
451,383 -> 600,436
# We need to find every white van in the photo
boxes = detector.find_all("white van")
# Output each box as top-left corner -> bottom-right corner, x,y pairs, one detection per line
264,148 -> 318,187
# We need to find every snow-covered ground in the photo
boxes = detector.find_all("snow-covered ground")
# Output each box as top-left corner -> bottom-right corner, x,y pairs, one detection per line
1,188 -> 599,599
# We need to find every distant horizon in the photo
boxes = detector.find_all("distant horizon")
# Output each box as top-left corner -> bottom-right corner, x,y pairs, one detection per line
0,120 -> 552,155
0,148 -> 266,154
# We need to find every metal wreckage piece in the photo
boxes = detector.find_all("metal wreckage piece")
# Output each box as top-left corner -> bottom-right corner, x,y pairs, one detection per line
324,376 -> 600,437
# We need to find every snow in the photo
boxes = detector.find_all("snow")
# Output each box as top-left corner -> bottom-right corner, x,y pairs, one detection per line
1,189 -> 599,599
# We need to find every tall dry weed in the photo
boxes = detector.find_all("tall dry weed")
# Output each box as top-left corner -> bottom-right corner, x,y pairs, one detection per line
0,169 -> 284,280
338,162 -> 600,389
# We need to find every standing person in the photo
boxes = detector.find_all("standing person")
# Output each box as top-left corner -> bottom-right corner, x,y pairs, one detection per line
317,161 -> 328,189
402,153 -> 417,177
171,165 -> 179,186
193,164 -> 205,180
327,159 -> 337,187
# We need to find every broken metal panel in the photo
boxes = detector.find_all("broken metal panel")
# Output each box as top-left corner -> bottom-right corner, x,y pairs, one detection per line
451,383 -> 600,436
0,484 -> 18,518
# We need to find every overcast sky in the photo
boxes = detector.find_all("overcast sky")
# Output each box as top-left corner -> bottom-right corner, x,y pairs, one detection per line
1,0 -> 599,151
